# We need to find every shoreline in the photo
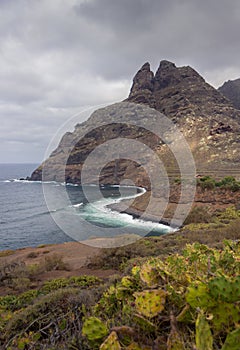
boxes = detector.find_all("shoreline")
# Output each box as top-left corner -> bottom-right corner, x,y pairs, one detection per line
108,201 -> 175,228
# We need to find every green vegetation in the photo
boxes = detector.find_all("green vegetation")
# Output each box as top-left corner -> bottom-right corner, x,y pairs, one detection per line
197,175 -> 240,191
0,207 -> 239,349
0,240 -> 239,349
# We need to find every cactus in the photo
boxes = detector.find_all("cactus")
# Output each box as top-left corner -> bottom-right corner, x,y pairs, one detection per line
121,276 -> 135,289
82,317 -> 108,342
139,263 -> 159,288
176,305 -> 193,323
208,276 -> 240,303
100,331 -> 121,350
210,302 -> 240,331
133,314 -> 156,333
132,266 -> 141,277
134,289 -> 166,318
195,313 -> 213,350
186,282 -> 216,309
221,328 -> 240,350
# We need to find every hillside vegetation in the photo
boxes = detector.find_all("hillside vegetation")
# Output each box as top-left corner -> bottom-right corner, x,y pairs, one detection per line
0,206 -> 240,349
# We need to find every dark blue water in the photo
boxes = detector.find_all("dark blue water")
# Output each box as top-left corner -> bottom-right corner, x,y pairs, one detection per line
0,164 -> 172,251
0,164 -> 73,250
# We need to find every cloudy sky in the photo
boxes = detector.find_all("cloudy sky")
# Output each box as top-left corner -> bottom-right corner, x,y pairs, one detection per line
1,0 -> 240,163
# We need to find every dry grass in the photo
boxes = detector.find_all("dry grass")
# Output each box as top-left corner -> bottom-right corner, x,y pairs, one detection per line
0,254 -> 70,293
0,250 -> 15,258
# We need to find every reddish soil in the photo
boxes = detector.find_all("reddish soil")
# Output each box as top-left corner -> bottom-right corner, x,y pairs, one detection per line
0,242 -> 118,294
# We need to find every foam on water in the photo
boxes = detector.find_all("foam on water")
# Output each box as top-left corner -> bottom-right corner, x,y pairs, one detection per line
75,186 -> 172,234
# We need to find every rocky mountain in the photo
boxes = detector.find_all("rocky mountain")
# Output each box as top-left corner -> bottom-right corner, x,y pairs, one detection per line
30,60 -> 240,185
29,60 -> 240,226
218,78 -> 240,110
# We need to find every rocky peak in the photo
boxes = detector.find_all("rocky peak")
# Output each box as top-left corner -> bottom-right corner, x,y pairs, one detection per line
30,60 -> 240,185
154,60 -> 179,90
128,62 -> 155,107
127,60 -> 230,117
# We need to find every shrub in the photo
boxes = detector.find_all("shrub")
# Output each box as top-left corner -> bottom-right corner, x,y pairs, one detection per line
26,252 -> 39,259
184,206 -> 213,225
44,254 -> 70,271
198,176 -> 216,190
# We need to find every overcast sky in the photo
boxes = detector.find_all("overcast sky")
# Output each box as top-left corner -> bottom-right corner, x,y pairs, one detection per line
1,0 -> 240,163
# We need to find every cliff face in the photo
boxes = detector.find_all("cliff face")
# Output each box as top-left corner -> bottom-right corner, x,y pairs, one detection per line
218,78 -> 240,110
30,60 -> 240,185
127,60 -> 240,173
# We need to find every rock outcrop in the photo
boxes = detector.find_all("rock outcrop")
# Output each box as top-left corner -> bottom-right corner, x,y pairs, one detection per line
127,60 -> 240,173
218,78 -> 240,110
30,60 -> 240,185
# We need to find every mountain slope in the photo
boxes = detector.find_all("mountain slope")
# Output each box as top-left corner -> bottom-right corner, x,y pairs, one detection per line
30,60 -> 240,184
127,60 -> 240,173
218,78 -> 240,110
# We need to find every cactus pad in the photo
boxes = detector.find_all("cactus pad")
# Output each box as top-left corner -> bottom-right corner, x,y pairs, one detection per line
134,289 -> 166,318
195,313 -> 213,350
186,282 -> 216,309
139,263 -> 159,287
82,317 -> 108,342
210,302 -> 240,331
100,331 -> 121,350
208,276 -> 240,303
221,328 -> 240,350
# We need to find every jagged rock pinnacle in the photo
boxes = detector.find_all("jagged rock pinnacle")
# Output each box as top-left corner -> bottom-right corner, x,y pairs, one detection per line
127,62 -> 155,106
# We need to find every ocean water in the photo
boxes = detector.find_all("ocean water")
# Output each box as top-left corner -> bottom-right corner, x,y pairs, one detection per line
0,164 -> 171,251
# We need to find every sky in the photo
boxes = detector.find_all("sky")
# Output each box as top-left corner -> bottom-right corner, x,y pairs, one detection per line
1,0 -> 240,163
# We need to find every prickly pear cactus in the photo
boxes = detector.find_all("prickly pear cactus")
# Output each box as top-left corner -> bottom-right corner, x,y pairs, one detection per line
121,276 -> 135,289
195,312 -> 213,350
208,276 -> 240,303
82,317 -> 108,342
221,328 -> 240,350
133,314 -> 156,332
132,266 -> 141,277
139,263 -> 159,288
134,289 -> 166,318
186,282 -> 216,309
210,302 -> 240,331
100,331 -> 121,350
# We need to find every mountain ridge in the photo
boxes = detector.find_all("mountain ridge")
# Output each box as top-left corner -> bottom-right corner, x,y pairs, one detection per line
30,60 -> 240,184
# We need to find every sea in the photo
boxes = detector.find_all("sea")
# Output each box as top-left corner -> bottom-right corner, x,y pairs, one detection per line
0,164 -> 172,251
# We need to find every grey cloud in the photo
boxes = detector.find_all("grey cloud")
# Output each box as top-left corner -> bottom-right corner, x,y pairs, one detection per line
0,0 -> 240,162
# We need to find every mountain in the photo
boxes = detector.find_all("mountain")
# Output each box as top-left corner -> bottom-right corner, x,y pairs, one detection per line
218,78 -> 240,110
127,61 -> 240,173
30,60 -> 240,185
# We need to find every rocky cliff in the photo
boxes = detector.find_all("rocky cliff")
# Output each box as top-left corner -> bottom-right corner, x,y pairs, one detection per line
218,78 -> 240,110
30,60 -> 240,184
127,61 -> 240,173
